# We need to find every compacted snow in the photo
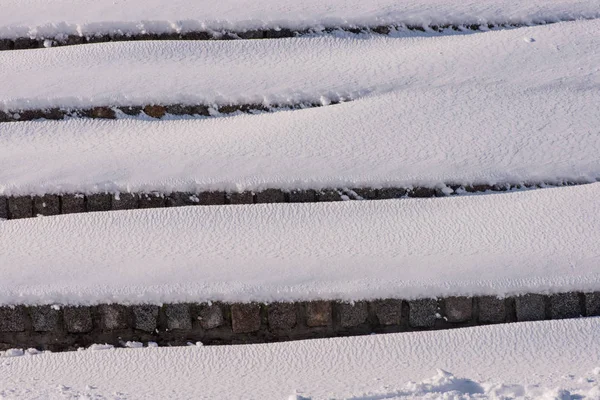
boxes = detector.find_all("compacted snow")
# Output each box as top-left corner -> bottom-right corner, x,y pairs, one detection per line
1,318 -> 600,399
0,184 -> 598,305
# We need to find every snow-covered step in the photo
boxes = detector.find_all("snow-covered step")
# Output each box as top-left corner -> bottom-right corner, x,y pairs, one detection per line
1,184 -> 599,305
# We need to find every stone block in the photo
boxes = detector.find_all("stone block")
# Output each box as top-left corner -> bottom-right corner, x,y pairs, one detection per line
550,292 -> 581,319
0,39 -> 13,51
267,303 -> 297,332
409,299 -> 438,328
8,196 -> 33,219
372,299 -> 402,325
42,108 -> 65,120
66,35 -> 86,45
231,303 -> 261,333
118,106 -> 142,116
61,194 -> 86,214
218,104 -> 241,114
317,189 -> 343,202
306,301 -> 332,327
89,107 -> 116,119
33,195 -> 60,216
166,192 -> 200,207
288,190 -> 316,203
407,187 -> 437,198
237,30 -> 264,39
198,191 -> 226,205
337,302 -> 368,328
99,304 -> 130,330
112,193 -> 138,210
443,297 -> 472,323
255,189 -> 286,203
86,193 -> 112,212
0,307 -> 26,332
228,192 -> 254,204
585,292 -> 600,317
138,193 -> 165,209
30,306 -> 61,332
165,304 -> 192,330
64,306 -> 93,333
352,188 -> 378,200
133,305 -> 159,332
264,28 -> 294,39
143,105 -> 166,118
515,294 -> 546,322
478,296 -> 506,323
181,31 -> 212,40
13,38 -> 38,49
196,304 -> 225,330
0,196 -> 8,219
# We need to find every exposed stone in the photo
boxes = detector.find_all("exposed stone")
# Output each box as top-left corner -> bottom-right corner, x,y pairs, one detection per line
0,196 -> 8,219
18,109 -> 45,120
198,192 -> 226,205
165,304 -> 192,330
0,39 -> 13,51
43,108 -> 65,120
372,25 -> 391,35
337,302 -> 368,328
133,305 -> 159,332
86,193 -> 112,212
306,301 -> 332,327
13,38 -> 38,49
515,294 -> 546,322
218,104 -> 241,114
443,297 -> 472,323
8,196 -> 33,219
264,28 -> 294,39
231,303 -> 262,333
166,192 -> 200,207
181,31 -> 212,40
66,35 -> 86,45
86,35 -> 110,44
317,189 -> 343,202
63,306 -> 93,333
585,292 -> 600,317
237,30 -> 264,39
118,106 -> 142,116
32,195 -> 60,216
409,299 -> 438,328
255,189 -> 286,203
228,192 -> 254,204
549,292 -> 581,319
352,188 -> 378,200
407,187 -> 437,198
143,105 -> 166,118
0,307 -> 26,332
112,193 -> 138,210
288,190 -> 316,203
478,296 -> 506,323
267,303 -> 297,332
138,193 -> 165,209
89,107 -> 116,119
372,299 -> 403,325
197,304 -> 225,330
99,304 -> 130,330
29,306 -> 61,332
61,194 -> 86,214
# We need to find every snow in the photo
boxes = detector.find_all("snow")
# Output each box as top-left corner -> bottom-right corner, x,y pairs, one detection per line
0,184 -> 599,305
1,19 -> 599,112
1,318 -> 600,399
1,0 -> 599,40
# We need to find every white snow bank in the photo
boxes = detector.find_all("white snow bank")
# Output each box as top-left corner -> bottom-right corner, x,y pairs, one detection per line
1,19 -> 599,111
1,0 -> 599,39
1,318 -> 600,399
0,184 -> 599,305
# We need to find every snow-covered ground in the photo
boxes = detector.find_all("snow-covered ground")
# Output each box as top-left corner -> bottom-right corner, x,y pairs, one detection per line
0,184 -> 598,305
1,318 -> 599,399
1,0 -> 599,40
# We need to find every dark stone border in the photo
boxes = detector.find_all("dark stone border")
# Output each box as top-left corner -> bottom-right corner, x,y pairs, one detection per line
0,181 -> 593,220
0,101 -> 337,123
0,19 -> 583,52
0,292 -> 595,351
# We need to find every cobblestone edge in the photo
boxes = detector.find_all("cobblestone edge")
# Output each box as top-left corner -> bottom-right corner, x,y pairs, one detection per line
0,292 -> 595,351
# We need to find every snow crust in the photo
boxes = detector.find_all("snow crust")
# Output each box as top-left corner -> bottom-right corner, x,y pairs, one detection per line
1,318 -> 600,399
0,184 -> 599,305
0,0 -> 599,40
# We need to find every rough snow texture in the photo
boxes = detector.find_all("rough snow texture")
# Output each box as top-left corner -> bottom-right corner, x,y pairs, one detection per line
1,318 -> 600,399
1,0 -> 599,39
0,184 -> 599,306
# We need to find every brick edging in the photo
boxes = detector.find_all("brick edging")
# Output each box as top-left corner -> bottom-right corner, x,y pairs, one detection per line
0,292 -> 597,351
0,182 -> 593,220
0,20 -> 572,52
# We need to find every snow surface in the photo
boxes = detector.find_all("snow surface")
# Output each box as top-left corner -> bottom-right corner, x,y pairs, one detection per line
1,20 -> 599,196
1,0 -> 599,40
1,318 -> 600,399
1,19 -> 599,111
0,184 -> 599,305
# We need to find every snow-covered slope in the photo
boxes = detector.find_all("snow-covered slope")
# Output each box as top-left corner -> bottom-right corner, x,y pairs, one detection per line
1,0 -> 599,39
2,318 -> 600,399
1,19 -> 599,111
0,184 -> 598,305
